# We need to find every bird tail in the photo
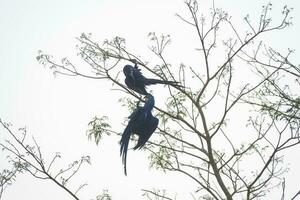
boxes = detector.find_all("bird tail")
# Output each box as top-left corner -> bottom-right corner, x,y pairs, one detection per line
120,126 -> 131,176
145,78 -> 183,87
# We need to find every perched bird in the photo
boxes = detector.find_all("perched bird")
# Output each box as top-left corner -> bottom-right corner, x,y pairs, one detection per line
120,94 -> 159,175
123,63 -> 182,95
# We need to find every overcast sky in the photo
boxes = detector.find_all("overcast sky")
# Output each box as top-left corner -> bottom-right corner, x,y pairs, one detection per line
0,0 -> 299,199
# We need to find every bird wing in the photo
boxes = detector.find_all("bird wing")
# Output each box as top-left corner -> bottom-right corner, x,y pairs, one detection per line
133,116 -> 159,150
133,66 -> 147,83
132,67 -> 149,94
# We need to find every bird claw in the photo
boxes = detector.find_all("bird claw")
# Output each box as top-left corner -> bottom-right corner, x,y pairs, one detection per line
143,95 -> 149,102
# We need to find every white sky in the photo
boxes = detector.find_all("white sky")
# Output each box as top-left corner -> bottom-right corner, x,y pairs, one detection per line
0,0 -> 299,199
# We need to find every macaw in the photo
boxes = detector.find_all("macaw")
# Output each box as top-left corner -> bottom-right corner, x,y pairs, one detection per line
120,94 -> 159,175
123,63 -> 181,95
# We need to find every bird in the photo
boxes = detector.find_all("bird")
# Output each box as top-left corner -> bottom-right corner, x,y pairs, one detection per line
123,63 -> 182,95
119,94 -> 159,175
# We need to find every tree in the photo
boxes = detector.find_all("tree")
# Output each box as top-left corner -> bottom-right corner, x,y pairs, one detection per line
0,158 -> 19,199
2,0 -> 299,199
0,119 -> 112,200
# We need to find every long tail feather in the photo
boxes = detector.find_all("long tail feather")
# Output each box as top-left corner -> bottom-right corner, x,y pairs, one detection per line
120,126 -> 132,175
144,78 -> 183,87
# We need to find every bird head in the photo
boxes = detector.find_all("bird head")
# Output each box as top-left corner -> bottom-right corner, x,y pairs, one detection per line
123,65 -> 134,77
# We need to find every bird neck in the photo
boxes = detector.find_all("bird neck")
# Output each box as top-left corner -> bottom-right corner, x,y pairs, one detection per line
144,99 -> 154,111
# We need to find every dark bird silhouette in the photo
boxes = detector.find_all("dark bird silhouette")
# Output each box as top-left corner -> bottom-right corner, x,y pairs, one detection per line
120,94 -> 159,175
123,63 -> 181,95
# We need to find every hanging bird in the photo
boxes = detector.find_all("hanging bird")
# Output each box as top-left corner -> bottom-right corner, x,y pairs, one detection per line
123,63 -> 182,95
120,94 -> 159,175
